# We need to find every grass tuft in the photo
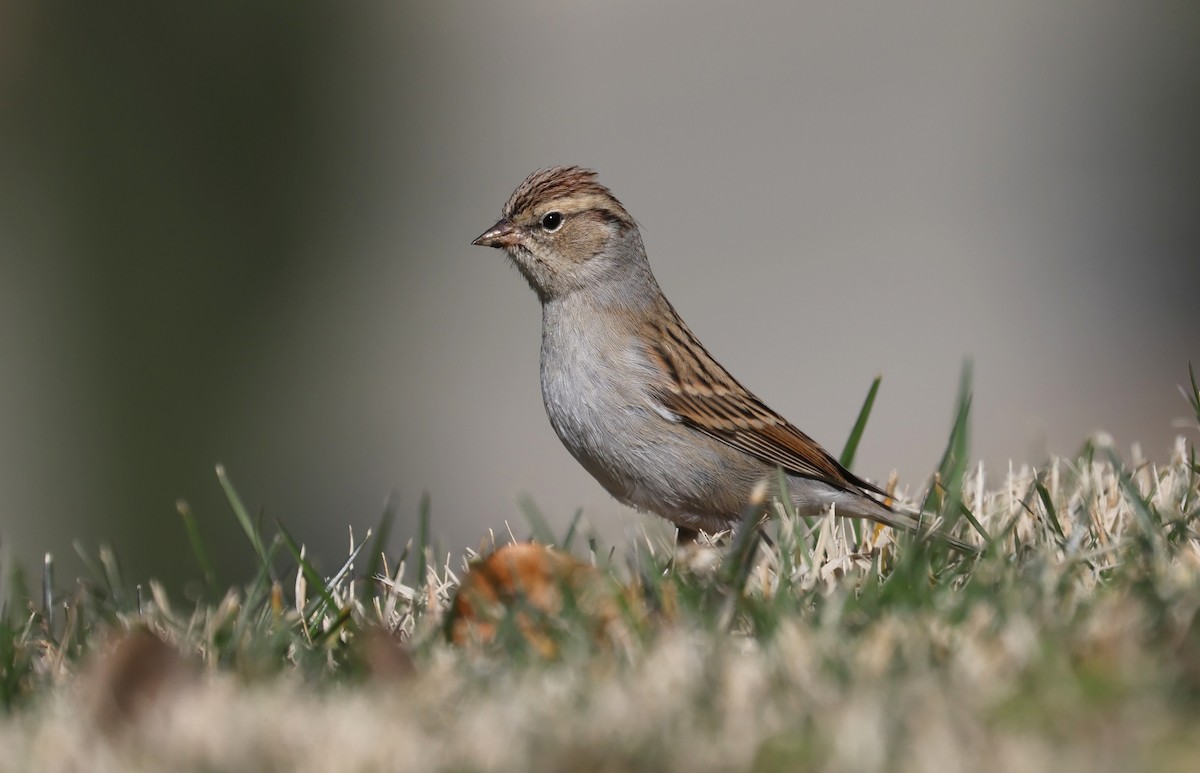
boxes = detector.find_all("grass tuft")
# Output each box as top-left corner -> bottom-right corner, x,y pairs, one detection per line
0,371 -> 1198,770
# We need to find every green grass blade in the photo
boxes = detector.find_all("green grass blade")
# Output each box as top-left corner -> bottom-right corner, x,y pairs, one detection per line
923,361 -> 973,533
836,375 -> 882,545
1035,480 -> 1067,546
839,375 -> 881,469
956,501 -> 991,545
231,534 -> 284,648
562,508 -> 584,551
1185,362 -> 1200,424
416,492 -> 431,587
276,522 -> 339,621
216,464 -> 269,570
359,494 -> 397,603
1104,447 -> 1163,551
176,498 -> 218,592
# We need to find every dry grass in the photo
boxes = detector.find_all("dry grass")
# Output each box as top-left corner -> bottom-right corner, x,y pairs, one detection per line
3,366 -> 1200,772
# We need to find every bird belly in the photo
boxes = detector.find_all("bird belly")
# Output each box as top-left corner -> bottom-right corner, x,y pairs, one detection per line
538,303 -> 769,532
540,355 -> 762,530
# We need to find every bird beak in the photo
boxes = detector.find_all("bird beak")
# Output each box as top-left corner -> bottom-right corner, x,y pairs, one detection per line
472,219 -> 518,248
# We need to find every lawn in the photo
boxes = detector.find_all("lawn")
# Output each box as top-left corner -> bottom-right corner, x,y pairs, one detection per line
1,368 -> 1198,772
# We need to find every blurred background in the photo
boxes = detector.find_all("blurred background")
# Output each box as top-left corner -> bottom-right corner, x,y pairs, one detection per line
1,2 -> 1197,588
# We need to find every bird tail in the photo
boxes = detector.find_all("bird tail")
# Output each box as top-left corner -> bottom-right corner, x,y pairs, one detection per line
837,493 -> 980,555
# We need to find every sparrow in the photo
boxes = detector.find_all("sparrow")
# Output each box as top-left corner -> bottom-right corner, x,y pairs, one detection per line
473,166 -> 974,552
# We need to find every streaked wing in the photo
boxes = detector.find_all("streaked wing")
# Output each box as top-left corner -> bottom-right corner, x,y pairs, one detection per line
645,309 -> 889,499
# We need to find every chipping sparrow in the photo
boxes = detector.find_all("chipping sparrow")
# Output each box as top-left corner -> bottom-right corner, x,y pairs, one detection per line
473,167 -> 974,552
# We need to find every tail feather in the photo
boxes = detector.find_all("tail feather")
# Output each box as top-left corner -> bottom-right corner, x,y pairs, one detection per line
781,474 -> 981,554
825,488 -> 980,555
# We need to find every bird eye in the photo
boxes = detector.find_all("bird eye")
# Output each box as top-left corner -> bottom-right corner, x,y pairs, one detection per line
540,211 -> 563,232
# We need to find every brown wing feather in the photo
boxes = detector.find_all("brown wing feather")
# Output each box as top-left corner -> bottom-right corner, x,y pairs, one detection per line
647,311 -> 889,500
